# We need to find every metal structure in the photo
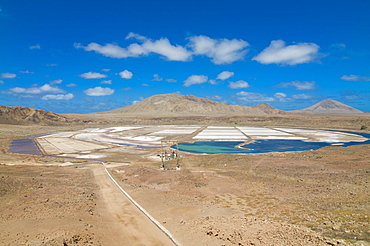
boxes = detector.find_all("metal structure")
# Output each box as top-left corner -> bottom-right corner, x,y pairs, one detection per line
160,140 -> 180,170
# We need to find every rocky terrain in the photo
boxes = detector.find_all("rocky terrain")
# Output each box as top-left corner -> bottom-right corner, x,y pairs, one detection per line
0,105 -> 81,125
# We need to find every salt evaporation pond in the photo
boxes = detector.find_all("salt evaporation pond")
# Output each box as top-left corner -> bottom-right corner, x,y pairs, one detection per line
177,131 -> 370,154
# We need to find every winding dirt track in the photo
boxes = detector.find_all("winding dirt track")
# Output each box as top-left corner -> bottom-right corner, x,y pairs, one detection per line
91,164 -> 176,246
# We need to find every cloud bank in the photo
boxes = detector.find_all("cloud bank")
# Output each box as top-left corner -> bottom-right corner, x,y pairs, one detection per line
42,93 -> 74,100
75,33 -> 249,65
10,84 -> 65,94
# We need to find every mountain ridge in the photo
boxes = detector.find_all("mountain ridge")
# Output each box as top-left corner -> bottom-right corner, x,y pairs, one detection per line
1,94 -> 366,125
99,93 -> 285,116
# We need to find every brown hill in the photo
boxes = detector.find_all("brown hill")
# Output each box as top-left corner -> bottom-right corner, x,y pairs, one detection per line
291,99 -> 363,115
250,103 -> 283,115
99,94 -> 286,116
0,105 -> 79,125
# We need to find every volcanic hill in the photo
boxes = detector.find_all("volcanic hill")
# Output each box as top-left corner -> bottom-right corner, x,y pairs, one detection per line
291,99 -> 363,114
99,94 -> 285,116
0,105 -> 79,125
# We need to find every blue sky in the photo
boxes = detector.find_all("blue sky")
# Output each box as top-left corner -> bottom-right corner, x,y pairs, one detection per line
1,0 -> 370,113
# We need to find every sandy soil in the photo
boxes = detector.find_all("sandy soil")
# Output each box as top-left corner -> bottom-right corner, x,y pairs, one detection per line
0,161 -> 175,246
109,144 -> 370,246
1,124 -> 369,245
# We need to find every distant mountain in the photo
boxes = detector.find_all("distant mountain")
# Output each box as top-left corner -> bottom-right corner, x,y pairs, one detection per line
99,93 -> 286,116
250,103 -> 283,115
291,99 -> 363,114
0,105 -> 79,125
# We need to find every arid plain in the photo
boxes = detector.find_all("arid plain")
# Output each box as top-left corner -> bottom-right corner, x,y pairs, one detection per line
1,115 -> 370,245
1,95 -> 370,245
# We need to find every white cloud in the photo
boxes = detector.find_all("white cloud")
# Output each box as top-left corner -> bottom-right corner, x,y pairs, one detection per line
152,74 -> 177,83
216,71 -> 234,80
183,75 -> 208,87
41,93 -> 74,100
10,84 -> 65,94
50,79 -> 63,85
74,43 -> 131,59
189,36 -> 249,64
101,68 -> 111,72
208,95 -> 223,100
76,33 -> 250,64
101,80 -> 112,84
119,70 -> 133,79
1,72 -> 16,78
345,95 -> 360,100
229,80 -> 250,89
274,92 -> 291,102
142,38 -> 192,61
253,40 -> 320,65
66,83 -> 77,87
208,79 -> 217,85
152,74 -> 163,81
125,32 -> 147,41
340,75 -> 370,82
236,91 -> 275,102
84,87 -> 114,96
79,72 -> 108,79
292,94 -> 314,99
75,34 -> 192,61
29,44 -> 41,49
277,80 -> 316,90
20,70 -> 35,74
0,80 -> 3,84
274,92 -> 287,98
331,43 -> 346,49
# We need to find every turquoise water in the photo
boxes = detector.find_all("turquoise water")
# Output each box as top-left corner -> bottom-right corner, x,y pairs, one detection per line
177,131 -> 370,154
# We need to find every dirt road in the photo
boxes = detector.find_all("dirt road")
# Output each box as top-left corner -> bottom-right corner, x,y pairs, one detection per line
90,164 -> 176,246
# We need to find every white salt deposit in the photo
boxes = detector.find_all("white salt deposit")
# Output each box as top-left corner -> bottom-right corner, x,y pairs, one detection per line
109,126 -> 142,132
275,128 -> 366,142
150,127 -> 200,135
36,125 -> 368,160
